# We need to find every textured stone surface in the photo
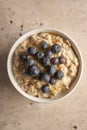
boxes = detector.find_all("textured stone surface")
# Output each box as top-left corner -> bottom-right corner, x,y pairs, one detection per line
0,0 -> 86,130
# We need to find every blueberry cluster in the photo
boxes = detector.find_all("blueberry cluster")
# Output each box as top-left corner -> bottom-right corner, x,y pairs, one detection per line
19,41 -> 66,94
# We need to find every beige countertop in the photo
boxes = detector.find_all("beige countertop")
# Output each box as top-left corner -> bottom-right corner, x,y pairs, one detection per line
0,0 -> 86,130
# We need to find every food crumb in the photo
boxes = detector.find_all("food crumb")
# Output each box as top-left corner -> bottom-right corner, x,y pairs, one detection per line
40,23 -> 43,26
20,25 -> 23,28
73,125 -> 78,129
10,20 -> 13,24
1,27 -> 4,31
19,33 -> 22,36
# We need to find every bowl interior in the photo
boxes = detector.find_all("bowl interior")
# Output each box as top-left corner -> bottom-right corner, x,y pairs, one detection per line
7,28 -> 83,102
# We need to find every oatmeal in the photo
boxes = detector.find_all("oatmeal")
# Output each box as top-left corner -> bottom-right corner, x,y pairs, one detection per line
12,32 -> 79,98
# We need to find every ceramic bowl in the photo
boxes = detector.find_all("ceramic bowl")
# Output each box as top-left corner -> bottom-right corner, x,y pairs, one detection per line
7,28 -> 83,102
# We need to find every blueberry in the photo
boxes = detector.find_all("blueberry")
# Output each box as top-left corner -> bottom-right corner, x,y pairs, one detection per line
49,78 -> 56,85
51,44 -> 61,53
59,56 -> 66,64
47,65 -> 56,75
50,57 -> 59,65
36,51 -> 44,59
36,72 -> 43,80
41,41 -> 48,49
55,70 -> 64,79
45,50 -> 52,58
27,58 -> 35,66
27,46 -> 37,55
41,85 -> 50,93
42,57 -> 50,66
30,65 -> 40,75
20,54 -> 27,61
42,73 -> 50,83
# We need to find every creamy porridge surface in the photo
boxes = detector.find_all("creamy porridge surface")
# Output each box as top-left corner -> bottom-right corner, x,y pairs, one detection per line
12,32 -> 79,98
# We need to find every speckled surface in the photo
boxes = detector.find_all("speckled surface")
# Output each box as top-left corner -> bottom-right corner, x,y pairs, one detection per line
0,0 -> 86,130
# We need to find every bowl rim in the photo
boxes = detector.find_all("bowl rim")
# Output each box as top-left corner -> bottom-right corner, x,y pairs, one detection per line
7,27 -> 83,102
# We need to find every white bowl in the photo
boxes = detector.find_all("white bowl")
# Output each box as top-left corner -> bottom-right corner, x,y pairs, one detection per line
7,28 -> 83,102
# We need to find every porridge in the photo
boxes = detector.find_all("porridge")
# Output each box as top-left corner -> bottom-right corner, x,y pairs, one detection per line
12,32 -> 79,98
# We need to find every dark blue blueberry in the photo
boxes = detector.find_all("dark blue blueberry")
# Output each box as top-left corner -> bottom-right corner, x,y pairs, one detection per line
41,41 -> 48,49
45,50 -> 52,58
42,73 -> 50,83
30,65 -> 40,75
20,54 -> 27,61
42,57 -> 50,66
51,44 -> 61,53
36,72 -> 43,80
50,57 -> 59,65
41,85 -> 50,93
36,51 -> 44,59
55,70 -> 64,79
27,58 -> 35,66
27,46 -> 37,55
49,78 -> 56,85
47,65 -> 56,75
